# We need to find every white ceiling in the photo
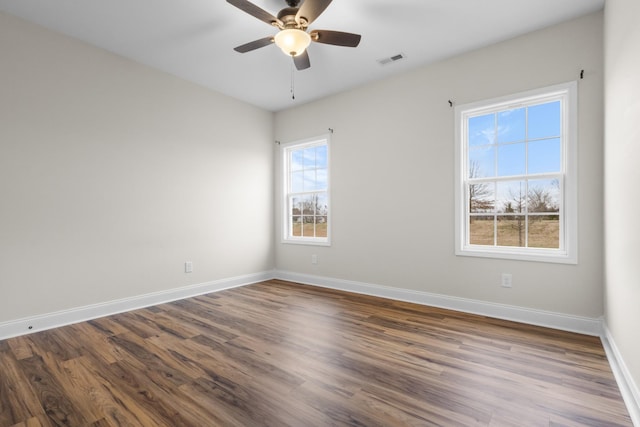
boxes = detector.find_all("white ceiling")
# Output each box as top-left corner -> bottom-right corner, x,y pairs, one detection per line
0,0 -> 604,112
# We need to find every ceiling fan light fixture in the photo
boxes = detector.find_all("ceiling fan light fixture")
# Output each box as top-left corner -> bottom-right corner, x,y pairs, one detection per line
274,28 -> 311,57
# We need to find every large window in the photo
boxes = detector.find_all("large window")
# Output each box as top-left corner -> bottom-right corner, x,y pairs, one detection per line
282,135 -> 330,245
455,82 -> 577,263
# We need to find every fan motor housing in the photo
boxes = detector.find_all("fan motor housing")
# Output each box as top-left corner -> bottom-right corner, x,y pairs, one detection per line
277,7 -> 302,28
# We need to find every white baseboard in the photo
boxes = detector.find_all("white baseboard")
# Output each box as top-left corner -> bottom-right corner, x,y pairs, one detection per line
274,270 -> 603,336
602,324 -> 640,427
0,270 -> 274,341
2,269 -> 603,339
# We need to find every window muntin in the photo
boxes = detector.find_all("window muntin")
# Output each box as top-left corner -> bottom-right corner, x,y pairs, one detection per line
455,82 -> 577,263
283,136 -> 330,245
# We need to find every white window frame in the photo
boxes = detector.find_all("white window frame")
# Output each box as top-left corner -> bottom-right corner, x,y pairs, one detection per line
454,82 -> 578,264
281,134 -> 331,246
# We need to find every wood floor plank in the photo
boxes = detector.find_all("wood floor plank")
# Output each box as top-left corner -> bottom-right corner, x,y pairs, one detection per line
0,280 -> 632,426
143,333 -> 209,380
17,354 -> 90,426
0,350 -> 49,427
62,323 -> 125,366
8,417 -> 44,427
157,303 -> 240,343
6,336 -> 34,361
61,356 -> 154,427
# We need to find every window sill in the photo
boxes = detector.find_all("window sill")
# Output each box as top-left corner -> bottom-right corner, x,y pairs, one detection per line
282,238 -> 331,247
456,246 -> 577,264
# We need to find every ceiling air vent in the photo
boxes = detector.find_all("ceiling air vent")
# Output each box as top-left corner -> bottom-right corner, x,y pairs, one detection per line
377,53 -> 406,66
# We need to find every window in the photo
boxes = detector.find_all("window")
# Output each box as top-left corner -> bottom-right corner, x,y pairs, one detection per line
455,82 -> 577,263
282,135 -> 330,245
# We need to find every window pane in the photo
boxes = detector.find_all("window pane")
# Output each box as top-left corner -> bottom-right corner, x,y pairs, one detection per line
292,217 -> 302,236
528,101 -> 560,139
291,171 -> 304,193
468,113 -> 495,147
315,145 -> 328,168
469,215 -> 494,245
316,193 -> 328,216
303,148 -> 316,168
497,215 -> 526,247
497,181 -> 526,213
315,216 -> 328,238
302,195 -> 314,215
469,183 -> 494,213
528,215 -> 559,248
497,108 -> 526,143
290,197 -> 301,216
302,216 -> 314,236
304,169 -> 316,191
469,147 -> 495,178
291,150 -> 304,171
528,179 -> 560,213
316,168 -> 328,190
528,138 -> 560,174
497,143 -> 525,176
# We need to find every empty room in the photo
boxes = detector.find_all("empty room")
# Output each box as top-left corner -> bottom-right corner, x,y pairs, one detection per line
1,0 -> 638,426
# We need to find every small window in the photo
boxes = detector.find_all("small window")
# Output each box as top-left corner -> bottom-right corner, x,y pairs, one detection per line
282,135 -> 330,245
455,82 -> 577,263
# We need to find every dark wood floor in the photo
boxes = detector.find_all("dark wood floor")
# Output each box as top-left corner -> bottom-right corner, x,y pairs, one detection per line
0,280 -> 632,427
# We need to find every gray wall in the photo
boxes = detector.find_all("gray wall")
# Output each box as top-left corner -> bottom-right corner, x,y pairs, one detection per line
275,12 -> 604,318
0,12 -> 275,323
604,0 -> 640,410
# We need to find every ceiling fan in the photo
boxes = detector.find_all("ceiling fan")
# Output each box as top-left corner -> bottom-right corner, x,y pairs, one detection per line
227,0 -> 361,70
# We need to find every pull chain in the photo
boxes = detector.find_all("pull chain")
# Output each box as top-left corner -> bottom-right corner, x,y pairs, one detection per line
290,63 -> 295,100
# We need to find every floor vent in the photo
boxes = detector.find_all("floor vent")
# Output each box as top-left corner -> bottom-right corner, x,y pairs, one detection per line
377,53 -> 406,65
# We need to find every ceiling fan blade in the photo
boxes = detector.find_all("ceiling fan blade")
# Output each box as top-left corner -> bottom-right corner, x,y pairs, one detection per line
227,0 -> 282,27
233,36 -> 274,53
293,50 -> 311,70
296,0 -> 333,26
310,30 -> 361,47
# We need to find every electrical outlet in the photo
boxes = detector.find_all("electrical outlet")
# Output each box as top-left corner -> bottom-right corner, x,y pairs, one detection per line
185,261 -> 193,273
501,273 -> 512,288
311,254 -> 318,264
